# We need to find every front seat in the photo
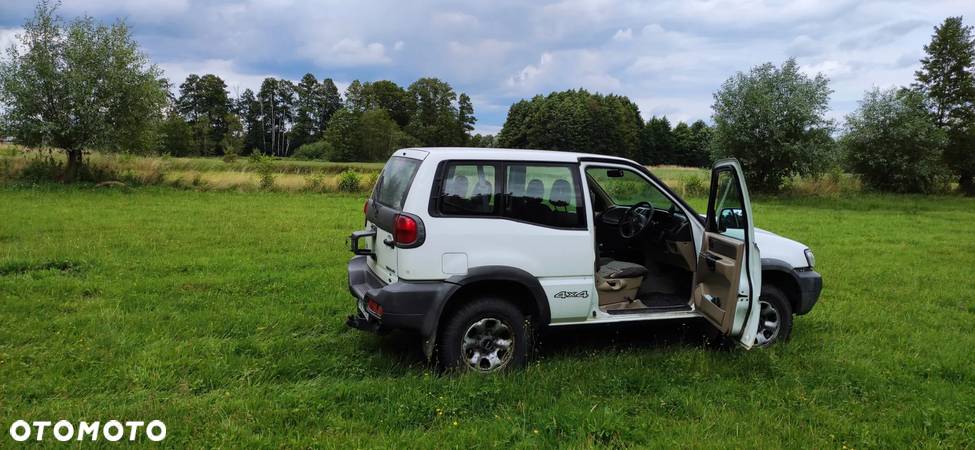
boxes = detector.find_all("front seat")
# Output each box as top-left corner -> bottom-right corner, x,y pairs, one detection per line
519,179 -> 551,224
548,178 -> 575,226
595,259 -> 648,308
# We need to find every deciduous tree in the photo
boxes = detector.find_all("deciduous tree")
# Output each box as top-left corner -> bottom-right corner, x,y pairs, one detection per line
406,77 -> 472,147
640,116 -> 674,165
842,88 -> 948,193
711,59 -> 835,192
0,1 -> 167,180
496,89 -> 642,159
361,80 -> 413,127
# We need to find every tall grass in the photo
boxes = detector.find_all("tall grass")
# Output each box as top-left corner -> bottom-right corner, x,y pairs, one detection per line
0,148 -> 380,193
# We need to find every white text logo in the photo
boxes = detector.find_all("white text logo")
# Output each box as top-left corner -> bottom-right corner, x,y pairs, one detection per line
9,420 -> 166,442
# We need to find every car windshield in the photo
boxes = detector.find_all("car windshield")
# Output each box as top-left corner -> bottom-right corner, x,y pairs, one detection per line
374,156 -> 421,210
586,167 -> 674,209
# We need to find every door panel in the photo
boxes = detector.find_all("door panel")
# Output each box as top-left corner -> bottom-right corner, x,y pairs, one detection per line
693,234 -> 745,332
692,159 -> 761,347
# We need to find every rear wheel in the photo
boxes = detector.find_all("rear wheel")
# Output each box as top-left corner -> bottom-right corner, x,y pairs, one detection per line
755,284 -> 793,347
438,297 -> 529,373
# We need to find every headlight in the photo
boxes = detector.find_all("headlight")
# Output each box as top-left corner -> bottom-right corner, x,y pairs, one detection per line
804,248 -> 815,268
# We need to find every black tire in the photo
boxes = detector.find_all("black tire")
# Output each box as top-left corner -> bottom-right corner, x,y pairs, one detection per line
437,297 -> 530,373
756,284 -> 794,347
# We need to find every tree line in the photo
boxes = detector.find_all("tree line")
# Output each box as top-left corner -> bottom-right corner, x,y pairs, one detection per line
1,2 -> 972,195
160,72 -> 475,162
495,89 -> 712,167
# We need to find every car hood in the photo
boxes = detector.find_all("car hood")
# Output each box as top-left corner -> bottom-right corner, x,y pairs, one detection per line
754,227 -> 810,269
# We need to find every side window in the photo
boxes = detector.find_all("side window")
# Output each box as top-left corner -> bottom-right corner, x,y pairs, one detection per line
437,162 -> 498,215
710,168 -> 746,240
503,164 -> 585,228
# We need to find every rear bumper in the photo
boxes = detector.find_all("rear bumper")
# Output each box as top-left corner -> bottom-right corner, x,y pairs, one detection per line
346,255 -> 455,336
793,269 -> 822,315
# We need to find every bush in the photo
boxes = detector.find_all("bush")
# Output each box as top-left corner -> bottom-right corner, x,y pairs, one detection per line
249,154 -> 276,190
222,150 -> 238,163
293,141 -> 331,160
842,88 -> 949,193
305,172 -> 327,192
338,169 -> 361,193
680,174 -> 708,197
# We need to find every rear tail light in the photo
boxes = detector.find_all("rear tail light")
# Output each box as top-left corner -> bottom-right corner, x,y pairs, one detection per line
394,214 -> 418,245
367,299 -> 383,317
363,200 -> 369,215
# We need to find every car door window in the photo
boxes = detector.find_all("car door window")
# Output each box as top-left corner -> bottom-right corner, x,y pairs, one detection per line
438,163 -> 498,216
710,168 -> 746,240
504,164 -> 585,228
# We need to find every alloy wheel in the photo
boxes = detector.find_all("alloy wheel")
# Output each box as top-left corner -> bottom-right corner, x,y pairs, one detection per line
755,299 -> 781,347
461,317 -> 515,372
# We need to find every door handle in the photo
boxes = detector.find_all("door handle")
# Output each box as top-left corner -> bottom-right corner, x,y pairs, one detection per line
705,254 -> 718,271
383,236 -> 395,248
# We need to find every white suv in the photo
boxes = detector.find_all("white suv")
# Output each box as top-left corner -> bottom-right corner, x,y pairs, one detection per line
347,148 -> 822,372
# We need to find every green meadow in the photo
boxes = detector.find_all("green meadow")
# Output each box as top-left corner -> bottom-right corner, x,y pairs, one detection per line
1,185 -> 973,448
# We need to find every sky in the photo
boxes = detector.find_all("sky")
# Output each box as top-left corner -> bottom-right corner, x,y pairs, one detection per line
2,0 -> 974,135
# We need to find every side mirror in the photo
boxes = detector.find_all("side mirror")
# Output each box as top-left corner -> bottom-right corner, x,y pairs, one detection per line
718,208 -> 743,231
606,169 -> 624,178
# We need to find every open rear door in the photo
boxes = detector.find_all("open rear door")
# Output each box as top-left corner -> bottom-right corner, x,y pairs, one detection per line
692,159 -> 761,348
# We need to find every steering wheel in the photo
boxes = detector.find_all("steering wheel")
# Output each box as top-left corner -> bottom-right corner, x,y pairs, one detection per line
618,201 -> 654,239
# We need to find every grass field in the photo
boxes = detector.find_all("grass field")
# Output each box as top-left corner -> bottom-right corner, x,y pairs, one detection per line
1,185 -> 974,448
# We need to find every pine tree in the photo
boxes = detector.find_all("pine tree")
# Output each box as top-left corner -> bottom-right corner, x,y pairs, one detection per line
914,16 -> 975,194
319,78 -> 343,133
457,93 -> 476,145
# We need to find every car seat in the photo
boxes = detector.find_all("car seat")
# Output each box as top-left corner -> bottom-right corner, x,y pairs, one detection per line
596,259 -> 648,308
549,178 -> 575,226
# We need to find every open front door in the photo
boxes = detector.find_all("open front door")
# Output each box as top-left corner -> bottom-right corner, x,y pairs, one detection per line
692,159 -> 761,348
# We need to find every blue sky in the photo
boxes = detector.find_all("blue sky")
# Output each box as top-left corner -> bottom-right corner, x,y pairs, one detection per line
2,0 -> 973,135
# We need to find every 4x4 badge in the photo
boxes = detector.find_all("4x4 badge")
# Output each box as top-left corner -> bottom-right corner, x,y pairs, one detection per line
554,290 -> 589,299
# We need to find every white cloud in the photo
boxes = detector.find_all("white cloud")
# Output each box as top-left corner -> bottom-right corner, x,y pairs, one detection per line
612,28 -> 632,41
473,124 -> 502,136
633,95 -> 713,124
393,41 -> 405,51
158,59 -> 275,95
0,27 -> 23,53
803,60 -> 854,79
307,39 -> 390,66
432,11 -> 480,28
507,53 -> 554,89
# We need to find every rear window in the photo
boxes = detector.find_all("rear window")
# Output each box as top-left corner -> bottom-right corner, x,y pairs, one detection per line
374,156 -> 421,210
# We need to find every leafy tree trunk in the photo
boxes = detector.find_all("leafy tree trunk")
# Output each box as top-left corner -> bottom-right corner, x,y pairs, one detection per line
65,149 -> 83,182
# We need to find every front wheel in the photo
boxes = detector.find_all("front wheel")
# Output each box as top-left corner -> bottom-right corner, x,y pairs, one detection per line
755,284 -> 793,347
438,297 -> 530,373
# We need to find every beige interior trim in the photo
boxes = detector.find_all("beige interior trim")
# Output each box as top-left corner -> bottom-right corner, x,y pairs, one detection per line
691,232 -> 745,333
596,275 -> 643,306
